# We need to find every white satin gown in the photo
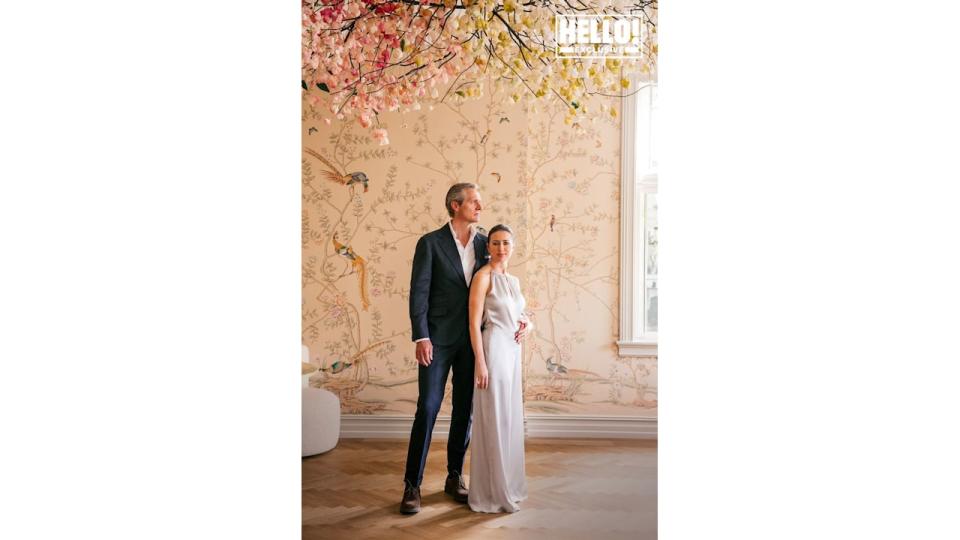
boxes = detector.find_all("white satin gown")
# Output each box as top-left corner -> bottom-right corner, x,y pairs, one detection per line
468,271 -> 528,513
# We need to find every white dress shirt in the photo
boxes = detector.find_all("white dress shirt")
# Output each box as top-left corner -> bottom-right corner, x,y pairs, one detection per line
449,221 -> 477,287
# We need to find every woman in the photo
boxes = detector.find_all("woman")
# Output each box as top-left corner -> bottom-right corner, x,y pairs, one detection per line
467,224 -> 531,513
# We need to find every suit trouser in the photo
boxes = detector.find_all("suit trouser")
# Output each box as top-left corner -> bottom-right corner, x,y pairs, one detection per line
404,339 -> 475,486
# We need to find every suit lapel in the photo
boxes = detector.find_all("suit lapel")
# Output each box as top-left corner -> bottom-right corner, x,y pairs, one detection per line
472,233 -> 487,273
438,225 -> 468,287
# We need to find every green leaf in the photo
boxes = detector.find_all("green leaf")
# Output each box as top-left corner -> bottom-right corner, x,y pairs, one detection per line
571,101 -> 580,109
401,39 -> 406,51
455,90 -> 465,97
301,80 -> 308,91
316,82 -> 330,92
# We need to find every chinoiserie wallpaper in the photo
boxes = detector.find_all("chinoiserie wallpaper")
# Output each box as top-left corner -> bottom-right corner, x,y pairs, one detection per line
302,87 -> 657,417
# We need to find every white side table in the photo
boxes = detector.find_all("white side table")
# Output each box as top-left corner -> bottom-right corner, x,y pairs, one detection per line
301,360 -> 340,456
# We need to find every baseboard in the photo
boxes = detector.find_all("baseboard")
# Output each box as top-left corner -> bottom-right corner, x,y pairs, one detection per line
340,414 -> 657,440
339,415 -> 452,439
524,415 -> 657,439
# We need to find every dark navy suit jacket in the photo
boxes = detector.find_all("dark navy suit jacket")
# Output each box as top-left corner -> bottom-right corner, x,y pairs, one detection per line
409,224 -> 489,347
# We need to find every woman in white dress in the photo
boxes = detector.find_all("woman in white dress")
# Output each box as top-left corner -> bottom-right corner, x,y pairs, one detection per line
467,224 -> 531,513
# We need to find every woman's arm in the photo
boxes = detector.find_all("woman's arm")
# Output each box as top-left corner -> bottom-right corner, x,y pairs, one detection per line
469,269 -> 491,389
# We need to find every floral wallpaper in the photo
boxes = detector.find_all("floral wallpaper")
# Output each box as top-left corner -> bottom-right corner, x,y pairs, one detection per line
302,88 -> 657,417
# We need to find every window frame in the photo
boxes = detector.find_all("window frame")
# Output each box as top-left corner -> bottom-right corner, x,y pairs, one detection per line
618,81 -> 658,358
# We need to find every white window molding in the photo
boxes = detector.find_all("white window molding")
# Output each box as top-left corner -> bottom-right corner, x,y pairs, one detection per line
619,81 -> 658,358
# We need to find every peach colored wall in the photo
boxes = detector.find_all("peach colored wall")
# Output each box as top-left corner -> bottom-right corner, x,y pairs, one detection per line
303,88 -> 656,416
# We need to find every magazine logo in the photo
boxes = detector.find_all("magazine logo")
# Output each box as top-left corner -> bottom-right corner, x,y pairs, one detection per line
555,15 -> 643,58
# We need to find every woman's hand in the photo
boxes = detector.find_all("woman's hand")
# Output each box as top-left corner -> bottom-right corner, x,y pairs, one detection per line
515,320 -> 532,343
475,362 -> 489,389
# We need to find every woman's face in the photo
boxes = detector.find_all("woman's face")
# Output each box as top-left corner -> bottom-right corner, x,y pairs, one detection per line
488,230 -> 513,264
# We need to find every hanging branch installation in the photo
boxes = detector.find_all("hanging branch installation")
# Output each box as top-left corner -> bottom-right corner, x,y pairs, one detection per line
302,0 -> 657,142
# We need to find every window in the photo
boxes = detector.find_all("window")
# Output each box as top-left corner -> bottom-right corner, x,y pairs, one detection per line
618,82 -> 658,357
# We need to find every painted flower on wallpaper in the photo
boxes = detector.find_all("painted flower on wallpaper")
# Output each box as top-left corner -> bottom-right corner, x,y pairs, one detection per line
371,128 -> 390,145
302,0 -> 657,140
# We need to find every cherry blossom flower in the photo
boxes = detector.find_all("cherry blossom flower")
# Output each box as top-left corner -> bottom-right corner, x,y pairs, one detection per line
371,128 -> 390,145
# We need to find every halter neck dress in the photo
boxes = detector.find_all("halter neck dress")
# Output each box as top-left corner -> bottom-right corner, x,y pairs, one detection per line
468,271 -> 528,513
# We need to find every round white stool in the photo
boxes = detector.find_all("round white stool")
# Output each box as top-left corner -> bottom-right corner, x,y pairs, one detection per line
302,350 -> 340,456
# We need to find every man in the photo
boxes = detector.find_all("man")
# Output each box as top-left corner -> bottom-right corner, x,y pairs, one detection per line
400,183 -> 488,514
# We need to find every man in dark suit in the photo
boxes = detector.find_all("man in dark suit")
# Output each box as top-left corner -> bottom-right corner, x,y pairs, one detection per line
400,182 -> 488,514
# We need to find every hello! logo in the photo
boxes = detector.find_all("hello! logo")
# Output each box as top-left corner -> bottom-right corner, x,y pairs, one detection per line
555,15 -> 644,58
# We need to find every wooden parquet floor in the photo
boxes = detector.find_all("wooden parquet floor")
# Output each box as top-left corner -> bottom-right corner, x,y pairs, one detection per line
303,438 -> 657,540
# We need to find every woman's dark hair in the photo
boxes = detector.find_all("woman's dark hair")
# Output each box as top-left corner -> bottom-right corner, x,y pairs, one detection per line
487,224 -> 513,239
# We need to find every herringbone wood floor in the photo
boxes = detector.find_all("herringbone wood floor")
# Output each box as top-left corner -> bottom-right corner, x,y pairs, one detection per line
303,438 -> 657,539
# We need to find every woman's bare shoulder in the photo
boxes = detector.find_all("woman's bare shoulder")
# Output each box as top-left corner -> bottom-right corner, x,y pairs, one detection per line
471,265 -> 493,292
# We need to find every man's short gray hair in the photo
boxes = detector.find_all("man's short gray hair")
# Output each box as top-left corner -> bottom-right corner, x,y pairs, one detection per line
445,182 -> 479,218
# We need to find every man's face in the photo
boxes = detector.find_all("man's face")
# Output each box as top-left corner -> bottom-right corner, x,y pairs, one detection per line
453,188 -> 482,223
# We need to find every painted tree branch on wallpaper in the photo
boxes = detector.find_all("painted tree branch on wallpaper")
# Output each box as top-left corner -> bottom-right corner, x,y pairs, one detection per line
303,85 -> 656,415
303,134 -> 436,413
302,0 -> 657,140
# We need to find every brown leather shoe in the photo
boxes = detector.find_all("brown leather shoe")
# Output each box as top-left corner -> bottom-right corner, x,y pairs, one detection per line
444,471 -> 469,503
400,480 -> 421,514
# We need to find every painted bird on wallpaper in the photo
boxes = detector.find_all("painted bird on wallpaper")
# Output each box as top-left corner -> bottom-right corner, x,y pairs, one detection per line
332,233 -> 371,310
546,356 -> 601,379
320,360 -> 353,374
545,356 -> 568,375
490,172 -> 502,183
303,147 -> 370,194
